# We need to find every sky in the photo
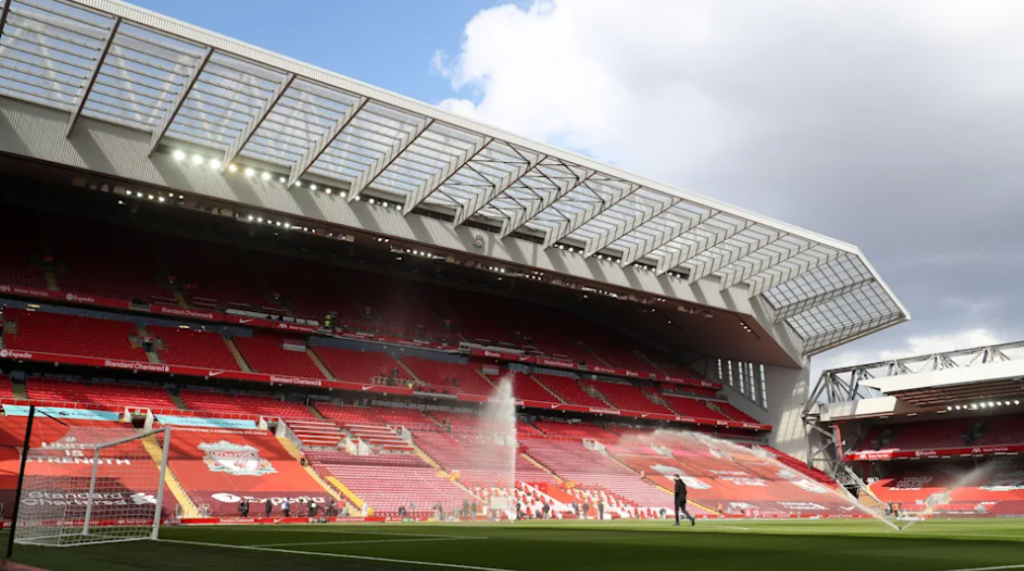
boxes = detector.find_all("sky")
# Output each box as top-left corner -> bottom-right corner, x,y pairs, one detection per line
132,0 -> 1024,378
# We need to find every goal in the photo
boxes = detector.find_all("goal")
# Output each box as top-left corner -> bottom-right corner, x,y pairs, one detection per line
12,418 -> 170,548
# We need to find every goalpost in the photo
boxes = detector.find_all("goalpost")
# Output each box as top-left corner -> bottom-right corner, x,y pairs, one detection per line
10,408 -> 171,548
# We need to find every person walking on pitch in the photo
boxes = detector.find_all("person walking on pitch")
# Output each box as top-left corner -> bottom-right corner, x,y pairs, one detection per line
673,474 -> 695,526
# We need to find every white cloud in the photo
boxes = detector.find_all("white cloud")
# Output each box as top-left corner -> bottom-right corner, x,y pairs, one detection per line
437,0 -> 1024,375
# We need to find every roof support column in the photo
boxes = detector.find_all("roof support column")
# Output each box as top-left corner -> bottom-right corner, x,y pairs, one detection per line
286,96 -> 368,187
223,73 -> 296,168
400,132 -> 488,212
66,18 -> 121,138
347,117 -> 433,203
148,47 -> 212,155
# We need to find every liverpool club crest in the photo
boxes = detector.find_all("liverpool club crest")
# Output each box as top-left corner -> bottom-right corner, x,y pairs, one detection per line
198,440 -> 276,476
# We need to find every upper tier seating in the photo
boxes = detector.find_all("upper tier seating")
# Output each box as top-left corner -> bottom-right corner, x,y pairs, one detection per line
982,415 -> 1024,445
312,346 -> 407,385
232,332 -> 324,379
660,394 -> 730,421
259,257 -> 364,322
402,357 -> 494,396
0,206 -> 47,289
49,216 -> 168,302
718,402 -> 760,424
430,290 -> 519,345
488,371 -> 561,404
533,374 -> 608,408
157,236 -> 282,313
584,334 -> 662,375
584,380 -> 674,415
4,309 -> 145,361
889,420 -> 973,450
149,325 -> 240,371
180,390 -> 316,420
345,273 -> 444,330
26,378 -> 176,411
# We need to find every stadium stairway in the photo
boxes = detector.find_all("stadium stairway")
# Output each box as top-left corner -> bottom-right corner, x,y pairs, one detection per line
410,437 -> 445,471
141,433 -> 199,518
308,404 -> 327,420
520,451 -> 563,482
169,392 -> 189,411
275,434 -> 344,503
585,384 -> 618,410
528,374 -> 567,404
11,378 -> 28,400
223,338 -> 252,373
325,474 -> 370,515
397,359 -> 424,386
137,326 -> 163,365
306,349 -> 335,381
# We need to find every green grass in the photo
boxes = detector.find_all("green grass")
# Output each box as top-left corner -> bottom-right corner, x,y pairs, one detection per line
5,519 -> 1024,571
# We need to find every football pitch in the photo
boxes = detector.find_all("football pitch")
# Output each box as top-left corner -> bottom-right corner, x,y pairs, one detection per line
3,519 -> 1023,571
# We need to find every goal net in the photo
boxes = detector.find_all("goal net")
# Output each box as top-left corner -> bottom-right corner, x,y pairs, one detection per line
12,419 -> 170,547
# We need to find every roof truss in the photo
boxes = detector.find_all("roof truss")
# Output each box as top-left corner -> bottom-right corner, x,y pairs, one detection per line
0,0 -> 907,358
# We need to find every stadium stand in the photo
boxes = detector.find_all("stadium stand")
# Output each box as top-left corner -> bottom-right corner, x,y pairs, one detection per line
3,309 -> 146,361
306,450 -> 470,515
316,404 -> 439,431
231,332 -> 324,379
156,237 -> 283,313
26,378 -> 176,411
165,427 -> 331,515
0,415 -> 178,520
532,374 -> 608,408
494,371 -> 562,404
402,357 -> 494,396
180,390 -> 315,420
583,380 -> 674,415
48,217 -> 168,303
149,326 -> 240,371
0,207 -> 48,290
312,346 -> 407,385
660,394 -> 730,421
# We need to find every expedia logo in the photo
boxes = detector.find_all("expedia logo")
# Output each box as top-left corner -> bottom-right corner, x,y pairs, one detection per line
1,350 -> 31,360
0,350 -> 6,359
65,293 -> 96,303
0,285 -> 10,293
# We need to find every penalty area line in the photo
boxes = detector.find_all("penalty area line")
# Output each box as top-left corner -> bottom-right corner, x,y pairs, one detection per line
942,566 -> 1024,571
160,539 -> 519,571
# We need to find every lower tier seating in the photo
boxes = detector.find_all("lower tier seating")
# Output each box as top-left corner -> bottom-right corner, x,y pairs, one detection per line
180,389 -> 316,420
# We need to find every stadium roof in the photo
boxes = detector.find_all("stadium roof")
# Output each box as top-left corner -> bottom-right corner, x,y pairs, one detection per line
810,340 -> 1024,411
0,0 -> 909,356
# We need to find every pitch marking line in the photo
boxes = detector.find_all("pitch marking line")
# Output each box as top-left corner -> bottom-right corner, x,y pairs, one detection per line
944,566 -> 1024,571
254,537 -> 488,548
219,528 -> 483,539
160,539 -> 518,571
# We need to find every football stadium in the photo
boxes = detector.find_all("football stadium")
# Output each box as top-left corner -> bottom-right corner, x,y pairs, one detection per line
0,0 -> 1020,569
